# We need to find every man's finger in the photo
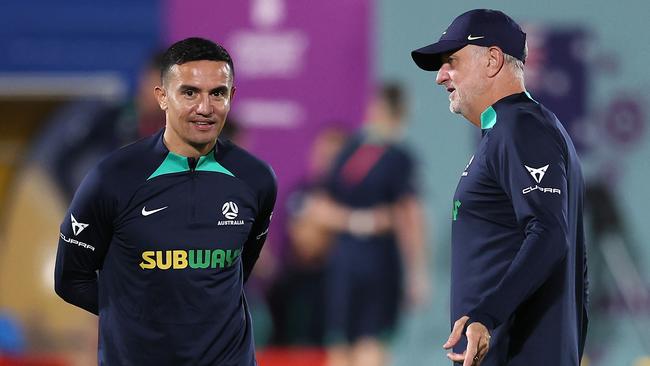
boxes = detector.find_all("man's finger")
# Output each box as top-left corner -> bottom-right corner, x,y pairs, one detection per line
474,343 -> 487,365
443,316 -> 469,349
471,334 -> 490,365
446,351 -> 466,362
463,351 -> 479,366
462,330 -> 481,366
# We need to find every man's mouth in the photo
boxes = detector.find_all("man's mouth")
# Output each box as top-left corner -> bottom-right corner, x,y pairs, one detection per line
190,120 -> 216,131
447,87 -> 456,101
191,120 -> 215,126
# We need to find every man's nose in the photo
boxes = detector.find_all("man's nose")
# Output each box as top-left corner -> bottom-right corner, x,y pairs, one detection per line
196,94 -> 212,115
436,64 -> 450,85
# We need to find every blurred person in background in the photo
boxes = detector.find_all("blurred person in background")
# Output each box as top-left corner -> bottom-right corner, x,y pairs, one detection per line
584,182 -> 650,361
54,37 -> 277,365
0,51 -> 168,365
31,51 -> 166,199
412,9 -> 587,366
267,125 -> 349,346
306,82 -> 429,366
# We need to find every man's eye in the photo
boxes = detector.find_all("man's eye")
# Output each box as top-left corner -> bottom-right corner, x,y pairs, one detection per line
212,90 -> 226,97
183,90 -> 195,97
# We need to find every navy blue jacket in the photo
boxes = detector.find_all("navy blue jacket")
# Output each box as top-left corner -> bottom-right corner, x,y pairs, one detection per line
451,92 -> 588,365
54,129 -> 277,365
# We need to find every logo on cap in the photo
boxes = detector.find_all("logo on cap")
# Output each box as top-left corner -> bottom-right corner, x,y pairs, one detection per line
411,9 -> 527,71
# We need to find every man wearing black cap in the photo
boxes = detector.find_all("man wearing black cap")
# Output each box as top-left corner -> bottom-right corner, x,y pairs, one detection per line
411,9 -> 588,366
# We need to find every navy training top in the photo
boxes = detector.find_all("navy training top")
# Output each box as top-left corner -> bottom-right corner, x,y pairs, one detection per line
326,130 -> 417,248
451,92 -> 588,365
54,129 -> 277,366
327,130 -> 416,209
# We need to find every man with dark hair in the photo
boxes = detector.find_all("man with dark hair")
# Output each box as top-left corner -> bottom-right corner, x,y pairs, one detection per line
54,37 -> 277,365
32,50 -> 167,199
412,9 -> 587,366
379,83 -> 406,120
160,37 -> 235,80
306,82 -> 429,366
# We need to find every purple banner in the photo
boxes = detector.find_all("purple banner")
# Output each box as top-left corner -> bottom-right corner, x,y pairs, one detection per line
166,0 -> 372,256
523,24 -> 588,151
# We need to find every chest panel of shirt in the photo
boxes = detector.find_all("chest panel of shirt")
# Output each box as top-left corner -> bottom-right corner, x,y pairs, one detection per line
114,171 -> 257,252
450,133 -> 527,316
333,146 -> 398,206
453,134 -> 519,232
100,170 -> 257,324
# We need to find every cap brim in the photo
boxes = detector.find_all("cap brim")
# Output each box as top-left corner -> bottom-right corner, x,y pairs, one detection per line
411,40 -> 468,71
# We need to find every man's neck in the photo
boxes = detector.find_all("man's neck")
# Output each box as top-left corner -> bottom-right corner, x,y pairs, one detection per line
163,130 -> 216,158
365,119 -> 403,142
467,81 -> 525,128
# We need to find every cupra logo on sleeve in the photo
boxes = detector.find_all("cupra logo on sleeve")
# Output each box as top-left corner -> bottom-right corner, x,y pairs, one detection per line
522,164 -> 561,195
70,214 -> 89,236
524,164 -> 548,183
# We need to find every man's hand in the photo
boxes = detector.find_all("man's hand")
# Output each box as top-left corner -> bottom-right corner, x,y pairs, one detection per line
405,267 -> 431,309
443,316 -> 491,365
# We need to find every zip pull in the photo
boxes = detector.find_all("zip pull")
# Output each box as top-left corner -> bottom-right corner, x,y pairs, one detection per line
188,157 -> 198,171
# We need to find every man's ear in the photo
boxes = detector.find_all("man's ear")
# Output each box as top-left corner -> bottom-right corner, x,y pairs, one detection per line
154,85 -> 167,111
486,46 -> 505,78
229,86 -> 237,102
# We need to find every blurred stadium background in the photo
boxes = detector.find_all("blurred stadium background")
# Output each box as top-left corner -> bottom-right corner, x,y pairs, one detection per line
0,0 -> 649,365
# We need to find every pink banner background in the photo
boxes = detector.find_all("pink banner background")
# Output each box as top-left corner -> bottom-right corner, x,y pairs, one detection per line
166,0 -> 372,257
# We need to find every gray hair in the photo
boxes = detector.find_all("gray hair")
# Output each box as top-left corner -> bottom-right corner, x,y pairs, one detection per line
504,42 -> 527,80
473,43 -> 527,81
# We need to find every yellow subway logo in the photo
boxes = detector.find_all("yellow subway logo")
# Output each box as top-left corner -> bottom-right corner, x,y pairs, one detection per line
139,249 -> 241,270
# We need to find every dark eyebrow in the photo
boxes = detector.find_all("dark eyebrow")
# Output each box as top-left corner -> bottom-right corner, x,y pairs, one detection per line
178,85 -> 200,92
210,86 -> 229,94
177,85 -> 229,94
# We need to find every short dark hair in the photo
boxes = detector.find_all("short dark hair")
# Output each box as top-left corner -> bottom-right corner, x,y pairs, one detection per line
379,82 -> 406,119
160,37 -> 235,81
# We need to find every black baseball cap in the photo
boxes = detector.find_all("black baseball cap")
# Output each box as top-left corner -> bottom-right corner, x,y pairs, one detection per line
411,9 -> 527,71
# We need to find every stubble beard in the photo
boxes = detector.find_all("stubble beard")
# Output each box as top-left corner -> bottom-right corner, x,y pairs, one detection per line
449,91 -> 463,115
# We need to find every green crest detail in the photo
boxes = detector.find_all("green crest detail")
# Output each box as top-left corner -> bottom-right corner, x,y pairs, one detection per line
148,151 -> 235,180
525,91 -> 539,104
196,153 -> 234,177
452,200 -> 461,221
148,152 -> 190,180
480,106 -> 497,130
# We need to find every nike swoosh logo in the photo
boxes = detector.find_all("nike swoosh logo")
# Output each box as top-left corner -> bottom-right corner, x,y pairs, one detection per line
142,206 -> 168,216
467,35 -> 485,40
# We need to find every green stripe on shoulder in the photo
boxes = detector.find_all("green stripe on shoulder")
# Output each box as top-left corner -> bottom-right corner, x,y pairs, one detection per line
525,91 -> 539,104
196,153 -> 235,177
148,152 -> 190,180
480,106 -> 497,130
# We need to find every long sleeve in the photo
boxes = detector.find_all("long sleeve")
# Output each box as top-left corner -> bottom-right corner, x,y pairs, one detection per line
54,165 -> 115,315
467,116 -> 569,330
241,166 -> 277,283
